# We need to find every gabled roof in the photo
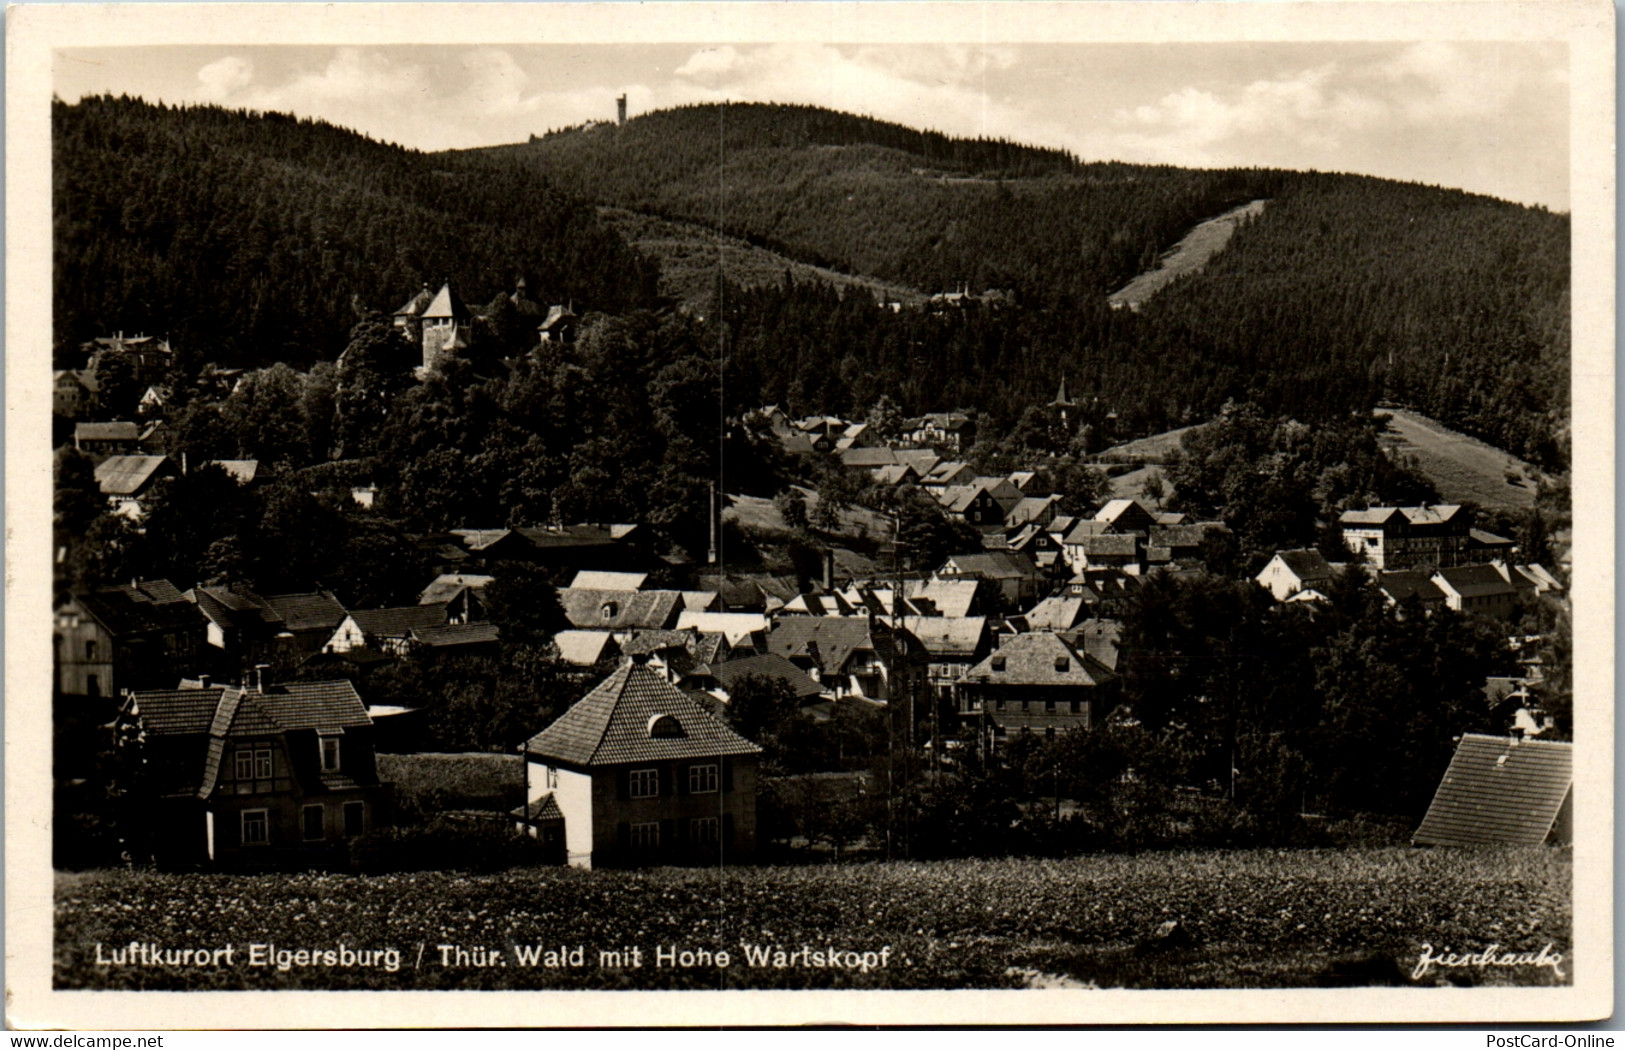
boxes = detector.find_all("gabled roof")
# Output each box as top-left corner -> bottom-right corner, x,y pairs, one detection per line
418,574 -> 495,605
872,464 -> 918,486
939,551 -> 1037,581
522,660 -> 761,766
1341,505 -> 1465,528
1433,565 -> 1518,599
1061,520 -> 1111,544
680,591 -> 720,612
619,629 -> 696,657
569,570 -> 648,591
122,689 -> 223,735
1073,534 -> 1141,558
71,580 -> 200,636
765,616 -> 884,677
394,284 -> 436,318
412,622 -> 501,647
903,578 -> 980,619
1270,549 -> 1334,581
94,455 -> 169,496
209,459 -> 260,485
674,611 -> 770,645
964,631 -> 1114,686
893,450 -> 941,475
76,421 -> 141,443
1378,571 -> 1446,605
511,795 -> 564,823
899,616 -> 987,659
261,591 -> 346,633
554,629 -> 619,666
1005,495 -> 1060,527
840,447 -> 898,468
1066,618 -> 1123,671
781,591 -> 854,616
349,604 -> 450,637
1023,596 -> 1090,632
710,653 -> 825,700
1339,506 -> 1402,526
1413,734 -> 1572,846
190,585 -> 280,633
560,589 -> 683,631
1094,499 -> 1157,529
540,304 -> 578,331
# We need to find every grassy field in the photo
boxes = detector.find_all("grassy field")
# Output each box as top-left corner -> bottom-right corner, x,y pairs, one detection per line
1377,408 -> 1545,513
55,847 -> 1569,991
1108,200 -> 1269,311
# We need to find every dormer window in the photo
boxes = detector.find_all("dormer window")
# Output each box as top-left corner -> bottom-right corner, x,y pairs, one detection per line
991,656 -> 1006,672
648,714 -> 685,739
321,736 -> 341,772
1055,657 -> 1069,672
601,601 -> 619,621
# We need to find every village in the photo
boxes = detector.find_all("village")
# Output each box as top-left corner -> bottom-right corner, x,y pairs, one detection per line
52,279 -> 1573,876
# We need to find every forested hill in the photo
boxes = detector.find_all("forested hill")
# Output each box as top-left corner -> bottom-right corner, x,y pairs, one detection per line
474,103 -> 1569,469
53,96 -> 660,365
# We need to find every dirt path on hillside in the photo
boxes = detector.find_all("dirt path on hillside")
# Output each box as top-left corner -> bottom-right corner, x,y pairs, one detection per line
1107,199 -> 1269,312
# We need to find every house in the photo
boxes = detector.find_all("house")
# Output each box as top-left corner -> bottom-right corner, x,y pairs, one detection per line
53,369 -> 98,417
393,282 -> 472,373
409,621 -> 501,655
568,570 -> 648,591
779,591 -> 856,617
1004,495 -> 1062,531
94,455 -> 175,518
189,585 -> 291,672
707,652 -> 827,708
325,604 -> 451,655
904,413 -> 977,452
554,629 -> 622,668
514,659 -> 762,868
1021,595 -> 1092,632
899,616 -> 991,707
1375,570 -> 1448,613
560,589 -> 684,634
872,463 -> 920,487
958,631 -> 1118,743
418,574 -> 495,623
838,447 -> 898,471
1413,734 -> 1572,847
764,616 -> 911,701
1430,565 -> 1523,620
921,460 -> 976,490
84,333 -> 174,385
119,678 -> 392,867
936,551 -> 1044,609
894,449 -> 942,477
1063,618 -> 1123,673
901,577 -> 985,619
538,304 -> 580,345
690,574 -> 801,614
1340,505 -> 1471,570
1256,549 -> 1336,602
675,611 -> 771,646
75,421 -> 142,458
55,580 -> 205,697
1062,532 -> 1142,575
1058,568 -> 1143,617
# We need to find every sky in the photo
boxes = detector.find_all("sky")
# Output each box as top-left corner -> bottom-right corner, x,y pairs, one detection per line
54,40 -> 1570,209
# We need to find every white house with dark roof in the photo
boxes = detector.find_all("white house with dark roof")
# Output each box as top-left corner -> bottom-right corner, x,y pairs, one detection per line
93,454 -> 175,518
516,659 -> 762,868
1255,549 -> 1337,601
1340,504 -> 1471,570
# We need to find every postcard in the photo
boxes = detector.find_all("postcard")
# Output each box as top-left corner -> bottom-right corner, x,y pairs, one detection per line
6,0 -> 1614,1028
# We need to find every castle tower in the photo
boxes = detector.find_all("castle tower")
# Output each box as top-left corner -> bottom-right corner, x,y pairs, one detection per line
616,94 -> 627,127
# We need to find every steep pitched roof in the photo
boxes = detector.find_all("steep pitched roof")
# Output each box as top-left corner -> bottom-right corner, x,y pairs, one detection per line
1061,519 -> 1111,544
765,616 -> 882,677
1023,596 -> 1090,632
710,653 -> 825,700
1378,571 -> 1446,605
964,631 -> 1114,686
349,604 -> 449,637
1433,565 -> 1518,599
420,282 -> 468,320
560,589 -> 683,631
554,629 -> 619,666
256,680 -> 372,732
123,688 -> 224,736
1066,618 -> 1123,671
411,622 -> 501,647
190,586 -> 280,633
903,578 -> 980,619
94,455 -> 169,496
76,421 -> 141,443
1274,549 -> 1334,581
939,551 -> 1037,580
72,580 -> 200,636
418,574 -> 494,605
840,447 -> 899,468
1413,734 -> 1572,846
394,284 -> 436,318
674,611 -> 770,645
522,660 -> 761,766
260,591 -> 348,633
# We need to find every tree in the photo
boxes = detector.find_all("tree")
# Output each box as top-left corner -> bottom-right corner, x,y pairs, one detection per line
334,317 -> 415,458
774,489 -> 809,532
482,561 -> 569,650
1139,469 -> 1167,508
864,395 -> 905,442
725,674 -> 803,756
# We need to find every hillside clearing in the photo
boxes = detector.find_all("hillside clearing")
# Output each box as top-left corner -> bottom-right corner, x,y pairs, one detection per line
1376,408 -> 1545,513
1108,199 -> 1269,311
55,846 -> 1569,990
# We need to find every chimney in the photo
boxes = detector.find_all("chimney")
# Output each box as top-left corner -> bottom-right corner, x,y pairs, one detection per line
822,549 -> 835,592
197,674 -> 210,689
251,664 -> 269,693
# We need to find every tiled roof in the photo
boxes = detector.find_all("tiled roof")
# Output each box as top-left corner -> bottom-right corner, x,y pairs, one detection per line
1073,534 -> 1140,557
1061,519 -> 1111,544
620,630 -> 696,656
965,631 -> 1113,686
1065,618 -> 1123,671
76,421 -> 141,442
939,551 -> 1037,580
124,689 -> 224,735
710,653 -> 825,700
1094,499 -> 1155,526
1006,496 -> 1060,527
894,450 -> 941,475
899,616 -> 987,658
1433,565 -> 1517,599
395,284 -> 435,317
1378,571 -> 1446,604
94,455 -> 169,496
679,591 -> 720,612
350,604 -> 450,637
209,459 -> 260,484
258,680 -> 372,732
72,580 -> 200,636
765,616 -> 882,677
412,622 -> 501,647
418,574 -> 494,605
560,589 -> 683,631
840,448 -> 899,468
1413,734 -> 1572,846
674,611 -> 770,645
421,283 -> 467,320
522,661 -> 761,766
261,591 -> 347,633
1150,525 -> 1213,548
1339,507 -> 1401,526
1342,505 -> 1465,528
569,570 -> 648,591
512,795 -> 564,822
1274,549 -> 1333,580
904,578 -> 980,619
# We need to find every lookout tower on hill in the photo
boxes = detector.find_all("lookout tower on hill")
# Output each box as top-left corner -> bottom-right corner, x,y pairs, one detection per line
616,94 -> 627,126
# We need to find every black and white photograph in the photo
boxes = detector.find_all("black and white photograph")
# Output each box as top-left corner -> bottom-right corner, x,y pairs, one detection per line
6,0 -> 1614,1028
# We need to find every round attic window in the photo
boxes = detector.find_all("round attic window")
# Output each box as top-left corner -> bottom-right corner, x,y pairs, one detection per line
648,714 -> 685,739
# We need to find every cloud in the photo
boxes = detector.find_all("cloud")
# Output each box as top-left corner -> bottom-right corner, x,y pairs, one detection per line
196,55 -> 253,99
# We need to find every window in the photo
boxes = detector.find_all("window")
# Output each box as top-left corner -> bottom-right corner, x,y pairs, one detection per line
85,640 -> 98,660
235,750 -> 255,781
241,809 -> 268,845
303,804 -> 325,841
254,749 -> 273,779
601,601 -> 619,621
690,817 -> 721,845
991,656 -> 1006,672
629,768 -> 659,799
343,802 -> 365,837
1045,698 -> 1056,712
1054,657 -> 1069,672
630,822 -> 660,849
321,737 -> 341,772
648,714 -> 685,739
689,764 -> 719,794
86,674 -> 100,697
547,767 -> 558,790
